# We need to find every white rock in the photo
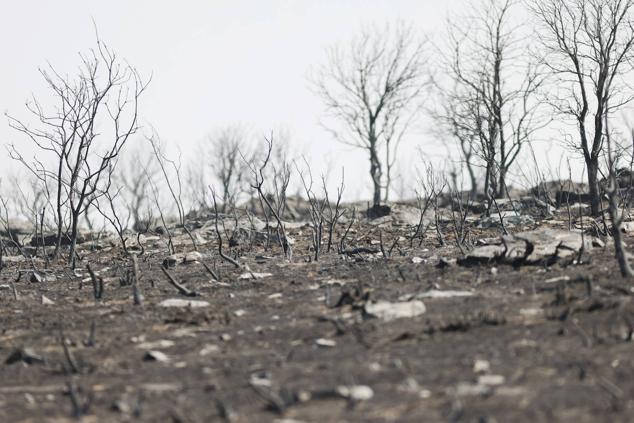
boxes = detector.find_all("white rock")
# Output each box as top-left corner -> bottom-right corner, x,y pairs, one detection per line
41,295 -> 55,305
136,340 -> 175,350
473,359 -> 491,374
184,251 -> 204,263
414,290 -> 474,299
544,276 -> 570,284
199,344 -> 220,356
335,385 -> 374,401
477,374 -> 505,386
315,338 -> 337,347
158,299 -> 210,308
239,272 -> 273,280
143,350 -> 170,363
453,382 -> 492,397
364,300 -> 426,321
2,255 -> 26,264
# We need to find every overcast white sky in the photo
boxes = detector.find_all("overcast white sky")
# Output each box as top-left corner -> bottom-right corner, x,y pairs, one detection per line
1,0 -> 570,200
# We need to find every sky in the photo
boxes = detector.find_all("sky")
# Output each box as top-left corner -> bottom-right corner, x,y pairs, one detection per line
0,0 -> 570,202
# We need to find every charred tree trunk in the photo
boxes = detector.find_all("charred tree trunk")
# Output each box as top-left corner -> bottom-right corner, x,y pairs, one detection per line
369,145 -> 383,208
587,158 -> 601,216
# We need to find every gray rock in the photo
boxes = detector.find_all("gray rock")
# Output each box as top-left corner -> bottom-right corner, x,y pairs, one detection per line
239,272 -> 272,280
335,385 -> 374,401
364,300 -> 426,321
413,290 -> 475,299
478,212 -> 535,229
461,228 -> 600,266
143,350 -> 170,363
41,295 -> 55,305
158,299 -> 210,308
452,382 -> 493,397
163,251 -> 205,267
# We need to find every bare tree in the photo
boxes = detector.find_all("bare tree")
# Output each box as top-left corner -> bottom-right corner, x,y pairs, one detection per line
530,0 -> 634,216
7,34 -> 149,264
296,158 -> 327,261
243,135 -> 293,260
605,112 -> 634,277
313,23 -> 427,208
205,125 -> 251,212
117,148 -> 157,232
93,166 -> 131,255
147,134 -> 198,251
435,0 -> 546,202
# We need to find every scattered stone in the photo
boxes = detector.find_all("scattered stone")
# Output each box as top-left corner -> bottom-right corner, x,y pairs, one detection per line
473,359 -> 491,374
411,256 -> 425,264
163,251 -> 205,267
158,299 -> 210,308
391,205 -> 427,226
29,272 -> 56,283
452,382 -> 492,397
249,371 -> 273,387
267,293 -> 283,299
41,295 -> 55,305
5,348 -> 45,365
184,251 -> 204,263
233,309 -> 246,317
335,385 -> 374,401
111,398 -> 134,414
315,338 -> 337,348
0,284 -> 10,291
2,255 -> 26,264
461,228 -> 601,266
322,278 -> 356,286
143,350 -> 170,363
239,272 -> 272,280
544,276 -> 570,284
478,212 -> 535,229
136,340 -> 175,350
477,374 -> 505,386
414,290 -> 474,299
199,344 -> 220,356
364,300 -> 426,322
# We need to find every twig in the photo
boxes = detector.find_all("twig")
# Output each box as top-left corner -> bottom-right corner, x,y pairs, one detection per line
59,326 -> 81,374
131,255 -> 143,305
202,261 -> 221,281
210,187 -> 241,269
160,266 -> 197,297
86,264 -> 103,301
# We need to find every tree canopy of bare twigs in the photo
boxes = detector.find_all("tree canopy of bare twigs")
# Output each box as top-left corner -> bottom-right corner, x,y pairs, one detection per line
313,23 -> 428,208
243,135 -> 293,260
147,133 -> 198,251
205,125 -> 251,212
434,0 -> 547,201
116,148 -> 158,232
6,34 -> 150,265
530,0 -> 634,216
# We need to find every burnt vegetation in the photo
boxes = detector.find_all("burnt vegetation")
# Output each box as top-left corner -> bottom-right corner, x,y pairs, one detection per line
4,1 -> 634,421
